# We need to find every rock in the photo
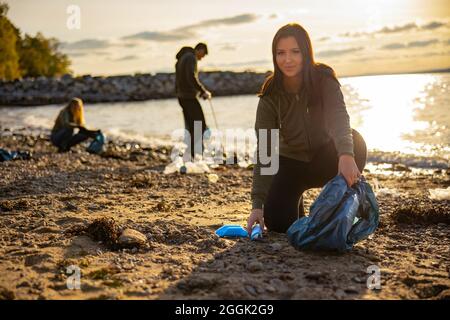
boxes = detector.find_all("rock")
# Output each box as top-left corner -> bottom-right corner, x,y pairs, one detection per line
0,287 -> 15,300
270,242 -> 283,252
24,253 -> 53,266
118,229 -> 147,248
187,201 -> 195,207
155,201 -> 171,212
0,72 -> 267,106
16,281 -> 32,288
269,278 -> 292,297
351,276 -> 365,284
344,286 -> 359,294
391,163 -> 411,172
335,289 -> 347,299
247,261 -> 263,272
244,284 -> 257,296
436,289 -> 450,300
176,274 -> 218,293
305,271 -> 330,284
65,202 -> 79,211
265,284 -> 276,293
33,226 -> 60,234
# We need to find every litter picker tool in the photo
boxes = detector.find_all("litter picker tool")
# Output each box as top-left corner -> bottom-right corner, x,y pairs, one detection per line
208,98 -> 219,130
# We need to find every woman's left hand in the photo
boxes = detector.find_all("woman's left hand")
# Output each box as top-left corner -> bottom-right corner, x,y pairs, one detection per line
338,154 -> 361,186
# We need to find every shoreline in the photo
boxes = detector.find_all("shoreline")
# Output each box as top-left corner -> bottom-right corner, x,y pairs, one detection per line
1,126 -> 449,171
0,72 -> 266,107
1,69 -> 449,107
0,128 -> 449,300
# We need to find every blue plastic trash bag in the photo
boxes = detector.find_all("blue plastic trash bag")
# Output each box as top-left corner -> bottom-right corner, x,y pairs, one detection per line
86,131 -> 105,154
215,225 -> 249,238
0,148 -> 31,162
287,175 -> 379,252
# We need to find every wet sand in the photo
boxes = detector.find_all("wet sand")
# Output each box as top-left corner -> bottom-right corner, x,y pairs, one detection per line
0,129 -> 449,300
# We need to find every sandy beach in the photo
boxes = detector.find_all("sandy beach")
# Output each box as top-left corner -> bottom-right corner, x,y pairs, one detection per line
0,128 -> 449,300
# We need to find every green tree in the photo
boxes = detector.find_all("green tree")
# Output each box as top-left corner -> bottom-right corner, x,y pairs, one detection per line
0,1 -> 71,80
0,3 -> 21,80
18,32 -> 71,77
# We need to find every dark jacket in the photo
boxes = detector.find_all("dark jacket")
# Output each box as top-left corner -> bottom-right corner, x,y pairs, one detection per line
251,74 -> 354,209
52,107 -> 75,134
175,47 -> 207,99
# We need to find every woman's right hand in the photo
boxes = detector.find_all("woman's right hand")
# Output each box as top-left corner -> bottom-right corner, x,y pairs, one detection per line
246,208 -> 265,235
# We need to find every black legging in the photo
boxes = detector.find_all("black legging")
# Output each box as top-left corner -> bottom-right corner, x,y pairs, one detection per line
264,129 -> 367,233
51,127 -> 99,152
178,98 -> 208,158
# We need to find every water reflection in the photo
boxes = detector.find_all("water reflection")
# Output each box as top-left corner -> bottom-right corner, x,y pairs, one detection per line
341,73 -> 449,159
0,73 -> 448,160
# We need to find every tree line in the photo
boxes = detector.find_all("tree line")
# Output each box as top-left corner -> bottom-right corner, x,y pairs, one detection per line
0,2 -> 71,81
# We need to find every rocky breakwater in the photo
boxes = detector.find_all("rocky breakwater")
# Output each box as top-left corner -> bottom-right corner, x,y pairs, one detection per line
0,71 -> 267,106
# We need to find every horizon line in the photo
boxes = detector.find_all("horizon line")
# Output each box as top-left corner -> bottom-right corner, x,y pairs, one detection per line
67,66 -> 450,80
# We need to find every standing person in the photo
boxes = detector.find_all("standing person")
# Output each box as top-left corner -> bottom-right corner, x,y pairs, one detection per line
247,23 -> 367,234
175,43 -> 212,159
51,97 -> 101,152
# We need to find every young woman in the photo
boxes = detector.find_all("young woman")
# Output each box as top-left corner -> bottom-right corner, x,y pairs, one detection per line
247,23 -> 367,234
51,98 -> 101,152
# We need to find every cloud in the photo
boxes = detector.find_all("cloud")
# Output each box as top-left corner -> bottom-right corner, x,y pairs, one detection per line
408,39 -> 439,48
67,52 -> 88,57
317,36 -> 330,42
121,42 -> 139,48
316,47 -> 364,58
122,13 -> 259,42
340,31 -> 368,38
422,21 -> 447,30
208,59 -> 271,68
378,22 -> 417,34
122,31 -> 193,42
381,43 -> 406,50
341,21 -> 448,38
61,39 -> 110,50
221,44 -> 237,51
67,51 -> 111,59
115,55 -> 139,61
380,39 -> 439,50
403,50 -> 450,58
183,13 -> 258,30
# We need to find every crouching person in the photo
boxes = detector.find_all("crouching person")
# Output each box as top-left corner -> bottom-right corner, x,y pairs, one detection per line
51,98 -> 102,153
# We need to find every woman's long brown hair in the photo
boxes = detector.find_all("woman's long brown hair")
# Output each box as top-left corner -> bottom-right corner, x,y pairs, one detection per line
259,23 -> 339,105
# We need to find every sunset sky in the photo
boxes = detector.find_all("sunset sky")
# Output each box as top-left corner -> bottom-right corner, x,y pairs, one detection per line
5,0 -> 450,77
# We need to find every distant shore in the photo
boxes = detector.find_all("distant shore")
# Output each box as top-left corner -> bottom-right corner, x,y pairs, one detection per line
0,71 -> 266,106
0,68 -> 448,107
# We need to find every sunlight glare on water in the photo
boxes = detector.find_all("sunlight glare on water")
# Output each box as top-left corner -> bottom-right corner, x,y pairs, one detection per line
1,73 -> 449,162
342,73 -> 449,159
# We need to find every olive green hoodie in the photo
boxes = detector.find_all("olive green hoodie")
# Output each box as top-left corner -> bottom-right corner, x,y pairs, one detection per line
251,75 -> 354,209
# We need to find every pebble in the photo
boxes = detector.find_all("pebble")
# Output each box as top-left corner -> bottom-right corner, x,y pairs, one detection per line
335,289 -> 347,299
118,229 -> 147,248
270,242 -> 283,252
247,261 -> 263,272
351,276 -> 366,284
244,284 -> 257,296
344,286 -> 359,294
